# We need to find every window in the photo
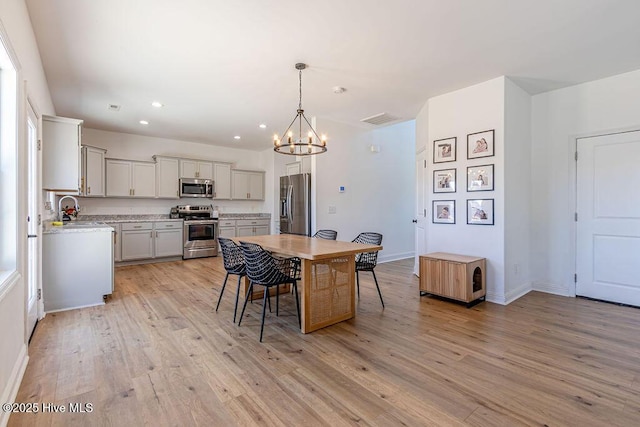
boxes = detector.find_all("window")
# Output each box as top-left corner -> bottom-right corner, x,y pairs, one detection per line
0,24 -> 18,288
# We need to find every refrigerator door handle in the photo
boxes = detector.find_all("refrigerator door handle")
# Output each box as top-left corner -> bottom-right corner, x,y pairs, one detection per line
287,185 -> 294,223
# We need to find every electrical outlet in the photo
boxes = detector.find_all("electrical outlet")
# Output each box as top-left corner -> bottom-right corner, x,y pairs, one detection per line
514,264 -> 520,276
44,201 -> 52,211
328,205 -> 336,214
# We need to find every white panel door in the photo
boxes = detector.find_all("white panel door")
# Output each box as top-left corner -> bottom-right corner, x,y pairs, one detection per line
106,159 -> 132,197
132,162 -> 156,197
576,130 -> 640,306
248,172 -> 264,200
232,170 -> 249,199
156,157 -> 179,198
84,146 -> 106,196
414,151 -> 427,275
213,163 -> 231,199
26,100 -> 40,338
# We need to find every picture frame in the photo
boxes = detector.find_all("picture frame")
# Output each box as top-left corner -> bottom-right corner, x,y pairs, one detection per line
432,200 -> 455,224
467,164 -> 494,192
433,168 -> 456,193
433,137 -> 457,163
467,129 -> 494,159
467,199 -> 494,225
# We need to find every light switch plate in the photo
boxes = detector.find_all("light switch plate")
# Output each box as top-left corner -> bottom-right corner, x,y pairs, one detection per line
328,205 -> 336,214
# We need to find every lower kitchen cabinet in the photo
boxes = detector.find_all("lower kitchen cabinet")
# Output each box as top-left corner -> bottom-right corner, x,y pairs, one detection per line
218,219 -> 236,238
235,219 -> 270,237
121,223 -> 154,260
154,221 -> 183,257
120,221 -> 183,261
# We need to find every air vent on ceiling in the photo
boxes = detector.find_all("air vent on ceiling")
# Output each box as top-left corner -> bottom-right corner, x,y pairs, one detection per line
108,104 -> 121,111
360,112 -> 399,126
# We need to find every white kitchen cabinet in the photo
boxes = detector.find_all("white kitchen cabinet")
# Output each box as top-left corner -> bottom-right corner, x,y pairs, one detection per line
106,159 -> 156,197
236,219 -> 270,237
82,146 -> 106,197
213,162 -> 232,199
286,162 -> 301,176
154,156 -> 179,198
180,159 -> 213,179
106,223 -> 122,262
121,223 -> 154,260
154,222 -> 183,257
42,115 -> 83,193
231,170 -> 265,200
218,219 -> 236,238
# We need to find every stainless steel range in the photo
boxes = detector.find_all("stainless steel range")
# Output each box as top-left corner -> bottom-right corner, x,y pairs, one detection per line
177,205 -> 219,259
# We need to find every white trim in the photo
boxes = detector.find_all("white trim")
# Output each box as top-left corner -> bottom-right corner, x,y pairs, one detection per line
532,280 -> 572,297
0,271 -> 20,304
568,125 -> 640,297
378,252 -> 414,264
504,282 -> 532,304
0,343 -> 28,427
45,301 -> 106,314
485,291 -> 505,305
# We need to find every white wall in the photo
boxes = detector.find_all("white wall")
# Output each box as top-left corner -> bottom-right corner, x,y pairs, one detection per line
75,128 -> 272,215
504,78 -> 532,302
424,77 -> 506,302
531,68 -> 640,295
314,119 -> 415,262
0,1 -> 55,424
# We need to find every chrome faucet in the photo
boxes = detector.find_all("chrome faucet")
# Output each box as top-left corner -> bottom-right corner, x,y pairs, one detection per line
58,195 -> 80,221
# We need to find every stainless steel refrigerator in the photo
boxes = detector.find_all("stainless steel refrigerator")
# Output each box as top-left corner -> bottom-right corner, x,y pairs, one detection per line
280,173 -> 311,236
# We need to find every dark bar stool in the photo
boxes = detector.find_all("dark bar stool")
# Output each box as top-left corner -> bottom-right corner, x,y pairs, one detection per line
352,232 -> 384,308
216,238 -> 246,323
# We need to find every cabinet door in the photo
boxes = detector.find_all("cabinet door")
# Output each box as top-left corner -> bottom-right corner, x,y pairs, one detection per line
121,230 -> 154,260
155,228 -> 183,257
231,170 -> 249,199
213,163 -> 231,199
156,157 -> 179,198
286,162 -> 301,176
106,159 -> 132,197
83,146 -> 106,197
253,225 -> 270,236
442,262 -> 466,301
42,116 -> 82,193
198,161 -> 214,180
236,226 -> 255,237
180,160 -> 198,178
219,227 -> 236,238
248,172 -> 264,200
106,223 -> 122,262
132,162 -> 156,197
423,258 -> 443,295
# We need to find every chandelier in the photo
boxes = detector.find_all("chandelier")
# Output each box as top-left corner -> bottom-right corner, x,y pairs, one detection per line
273,63 -> 327,155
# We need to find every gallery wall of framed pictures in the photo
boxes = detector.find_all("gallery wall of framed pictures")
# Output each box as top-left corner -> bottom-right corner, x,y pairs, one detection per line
431,129 -> 496,225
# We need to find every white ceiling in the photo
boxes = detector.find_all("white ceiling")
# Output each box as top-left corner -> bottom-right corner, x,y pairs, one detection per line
25,0 -> 640,151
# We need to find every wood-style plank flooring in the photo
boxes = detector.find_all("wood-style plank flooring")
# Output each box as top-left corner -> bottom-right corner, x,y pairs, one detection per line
9,257 -> 640,426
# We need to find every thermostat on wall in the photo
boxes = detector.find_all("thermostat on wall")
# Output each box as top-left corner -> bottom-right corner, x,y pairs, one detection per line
339,186 -> 345,193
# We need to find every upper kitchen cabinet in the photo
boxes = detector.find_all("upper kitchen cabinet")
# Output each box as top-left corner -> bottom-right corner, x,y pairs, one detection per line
213,162 -> 231,199
231,170 -> 265,200
81,146 -> 106,197
180,159 -> 213,179
42,115 -> 83,193
154,156 -> 180,198
106,159 -> 156,197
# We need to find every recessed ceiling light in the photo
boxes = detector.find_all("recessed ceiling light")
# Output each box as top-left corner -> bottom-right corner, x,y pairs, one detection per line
151,101 -> 163,108
139,120 -> 149,125
108,104 -> 121,111
234,136 -> 241,140
259,124 -> 267,129
333,86 -> 347,94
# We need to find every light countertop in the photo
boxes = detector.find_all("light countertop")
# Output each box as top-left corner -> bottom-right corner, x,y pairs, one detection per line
43,221 -> 114,234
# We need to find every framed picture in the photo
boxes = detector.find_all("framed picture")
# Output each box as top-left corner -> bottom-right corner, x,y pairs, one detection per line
433,168 -> 456,193
467,199 -> 494,225
433,200 -> 455,224
433,137 -> 456,163
467,129 -> 494,159
467,164 -> 494,192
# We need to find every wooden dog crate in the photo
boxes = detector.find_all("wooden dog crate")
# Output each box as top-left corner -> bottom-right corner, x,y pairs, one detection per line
419,252 -> 486,306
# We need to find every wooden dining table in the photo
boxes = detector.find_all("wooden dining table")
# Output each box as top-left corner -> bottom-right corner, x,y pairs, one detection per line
234,234 -> 383,333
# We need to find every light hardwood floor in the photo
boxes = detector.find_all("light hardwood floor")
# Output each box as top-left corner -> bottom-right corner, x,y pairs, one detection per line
9,257 -> 640,426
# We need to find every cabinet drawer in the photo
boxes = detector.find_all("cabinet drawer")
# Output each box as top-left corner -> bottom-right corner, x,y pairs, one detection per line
121,222 -> 154,231
154,221 -> 182,230
236,219 -> 269,226
218,219 -> 236,227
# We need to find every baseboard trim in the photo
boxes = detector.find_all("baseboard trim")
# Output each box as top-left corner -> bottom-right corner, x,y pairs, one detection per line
504,282 -> 532,305
532,281 -> 572,297
0,344 -> 28,427
378,252 -> 414,264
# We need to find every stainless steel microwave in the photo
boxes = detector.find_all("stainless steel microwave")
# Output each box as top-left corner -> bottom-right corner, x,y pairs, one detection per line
179,178 -> 214,198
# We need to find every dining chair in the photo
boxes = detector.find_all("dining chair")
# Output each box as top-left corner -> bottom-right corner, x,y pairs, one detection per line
238,242 -> 301,342
313,229 -> 337,240
216,238 -> 246,323
352,232 -> 384,308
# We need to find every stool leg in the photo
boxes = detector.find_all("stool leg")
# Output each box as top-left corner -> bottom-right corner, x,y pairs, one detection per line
259,288 -> 269,342
372,270 -> 384,308
293,280 -> 301,329
215,273 -> 230,312
233,275 -> 242,323
276,284 -> 280,316
238,282 -> 254,326
356,271 -> 360,299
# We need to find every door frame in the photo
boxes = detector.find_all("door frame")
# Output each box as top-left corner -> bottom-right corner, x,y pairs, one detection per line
569,124 -> 640,297
414,148 -> 427,276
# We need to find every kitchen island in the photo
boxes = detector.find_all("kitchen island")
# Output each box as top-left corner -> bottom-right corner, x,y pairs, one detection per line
43,222 -> 114,312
